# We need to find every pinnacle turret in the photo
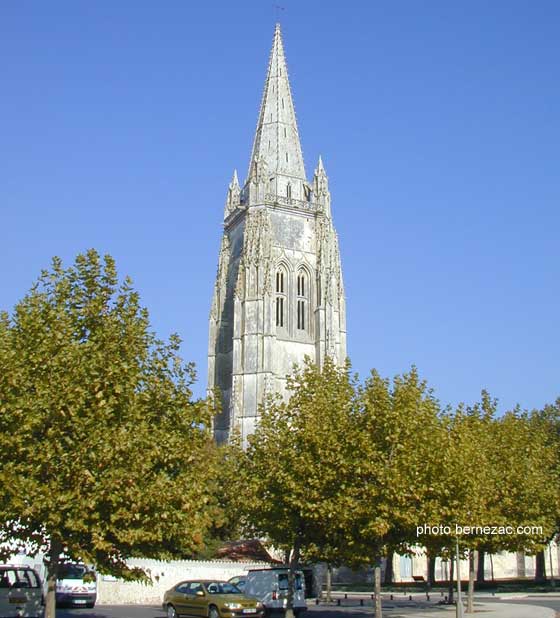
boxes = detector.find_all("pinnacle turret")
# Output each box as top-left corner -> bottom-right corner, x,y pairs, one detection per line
224,169 -> 241,219
232,169 -> 239,188
313,155 -> 331,217
247,24 -> 306,183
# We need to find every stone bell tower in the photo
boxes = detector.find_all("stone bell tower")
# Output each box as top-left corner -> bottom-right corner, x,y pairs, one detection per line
208,24 -> 346,444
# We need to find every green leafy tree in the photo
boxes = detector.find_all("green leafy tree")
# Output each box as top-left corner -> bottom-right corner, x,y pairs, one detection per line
358,367 -> 444,616
241,361 -> 444,618
531,399 -> 560,582
0,250 -> 220,617
194,432 -> 247,558
423,394 -> 559,612
240,357 -> 364,617
417,394 -> 498,607
469,409 -> 558,603
490,411 -> 558,548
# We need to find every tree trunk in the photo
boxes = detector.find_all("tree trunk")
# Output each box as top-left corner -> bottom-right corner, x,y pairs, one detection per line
384,551 -> 394,585
326,564 -> 332,602
455,540 -> 464,617
476,550 -> 485,583
516,551 -> 526,578
548,544 -> 555,588
466,550 -> 475,614
286,537 -> 301,618
535,550 -> 547,583
374,555 -> 382,617
448,556 -> 454,604
427,552 -> 436,589
44,538 -> 63,618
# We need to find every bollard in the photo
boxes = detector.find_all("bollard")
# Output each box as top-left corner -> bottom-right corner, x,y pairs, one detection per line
370,595 -> 374,600
337,599 -> 341,606
444,595 -> 448,602
390,594 -> 393,601
409,595 -> 412,601
426,594 -> 430,601
315,599 -> 319,605
360,599 -> 364,606
344,594 -> 348,599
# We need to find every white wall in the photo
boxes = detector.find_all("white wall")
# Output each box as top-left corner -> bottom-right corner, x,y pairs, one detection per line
97,559 -> 273,605
392,543 -> 560,583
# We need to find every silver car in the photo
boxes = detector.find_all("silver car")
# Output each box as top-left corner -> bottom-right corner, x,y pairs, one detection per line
0,565 -> 44,618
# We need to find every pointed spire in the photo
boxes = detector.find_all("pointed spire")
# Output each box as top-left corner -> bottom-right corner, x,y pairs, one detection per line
248,24 -> 306,182
313,155 -> 330,217
231,169 -> 240,189
224,169 -> 241,219
314,155 -> 328,185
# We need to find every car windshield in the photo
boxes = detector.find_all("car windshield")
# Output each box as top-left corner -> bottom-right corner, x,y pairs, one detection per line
206,582 -> 241,595
58,565 -> 87,580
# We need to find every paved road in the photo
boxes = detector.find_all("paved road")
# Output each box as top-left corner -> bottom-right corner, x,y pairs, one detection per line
55,598 -> 560,618
58,604 -> 440,618
58,606 -> 164,618
481,595 -> 560,614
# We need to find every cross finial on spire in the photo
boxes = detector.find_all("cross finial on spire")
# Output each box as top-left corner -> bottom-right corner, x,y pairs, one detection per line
273,4 -> 285,23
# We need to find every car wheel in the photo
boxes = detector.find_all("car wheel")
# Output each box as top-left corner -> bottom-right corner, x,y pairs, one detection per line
209,604 -> 220,618
167,604 -> 178,618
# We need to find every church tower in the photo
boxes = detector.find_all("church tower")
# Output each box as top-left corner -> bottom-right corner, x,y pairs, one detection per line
208,24 -> 347,444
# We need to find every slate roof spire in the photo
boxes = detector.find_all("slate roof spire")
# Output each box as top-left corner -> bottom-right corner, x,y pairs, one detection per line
247,23 -> 306,182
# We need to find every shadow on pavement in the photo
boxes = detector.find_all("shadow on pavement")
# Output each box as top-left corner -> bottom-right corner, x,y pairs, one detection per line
56,608 -> 166,618
308,600 -> 455,616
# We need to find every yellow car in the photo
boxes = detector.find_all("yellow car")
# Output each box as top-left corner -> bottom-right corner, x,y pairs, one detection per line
163,580 -> 264,618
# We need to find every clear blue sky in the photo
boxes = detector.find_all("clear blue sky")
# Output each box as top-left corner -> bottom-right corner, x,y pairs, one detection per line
2,1 -> 558,413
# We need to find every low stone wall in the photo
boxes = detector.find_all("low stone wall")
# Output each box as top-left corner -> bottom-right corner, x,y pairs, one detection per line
97,559 -> 272,605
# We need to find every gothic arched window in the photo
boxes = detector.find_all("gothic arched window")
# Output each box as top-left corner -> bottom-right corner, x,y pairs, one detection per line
296,269 -> 308,331
275,267 -> 287,328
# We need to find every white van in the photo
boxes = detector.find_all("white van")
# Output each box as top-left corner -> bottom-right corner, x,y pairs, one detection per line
244,568 -> 307,617
55,563 -> 97,608
0,565 -> 44,618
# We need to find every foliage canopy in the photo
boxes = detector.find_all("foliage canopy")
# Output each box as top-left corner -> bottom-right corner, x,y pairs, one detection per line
0,250 -> 220,615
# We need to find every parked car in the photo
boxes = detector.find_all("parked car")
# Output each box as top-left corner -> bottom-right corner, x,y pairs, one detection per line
162,579 -> 264,618
55,563 -> 97,608
227,576 -> 246,593
0,565 -> 44,618
244,569 -> 307,617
